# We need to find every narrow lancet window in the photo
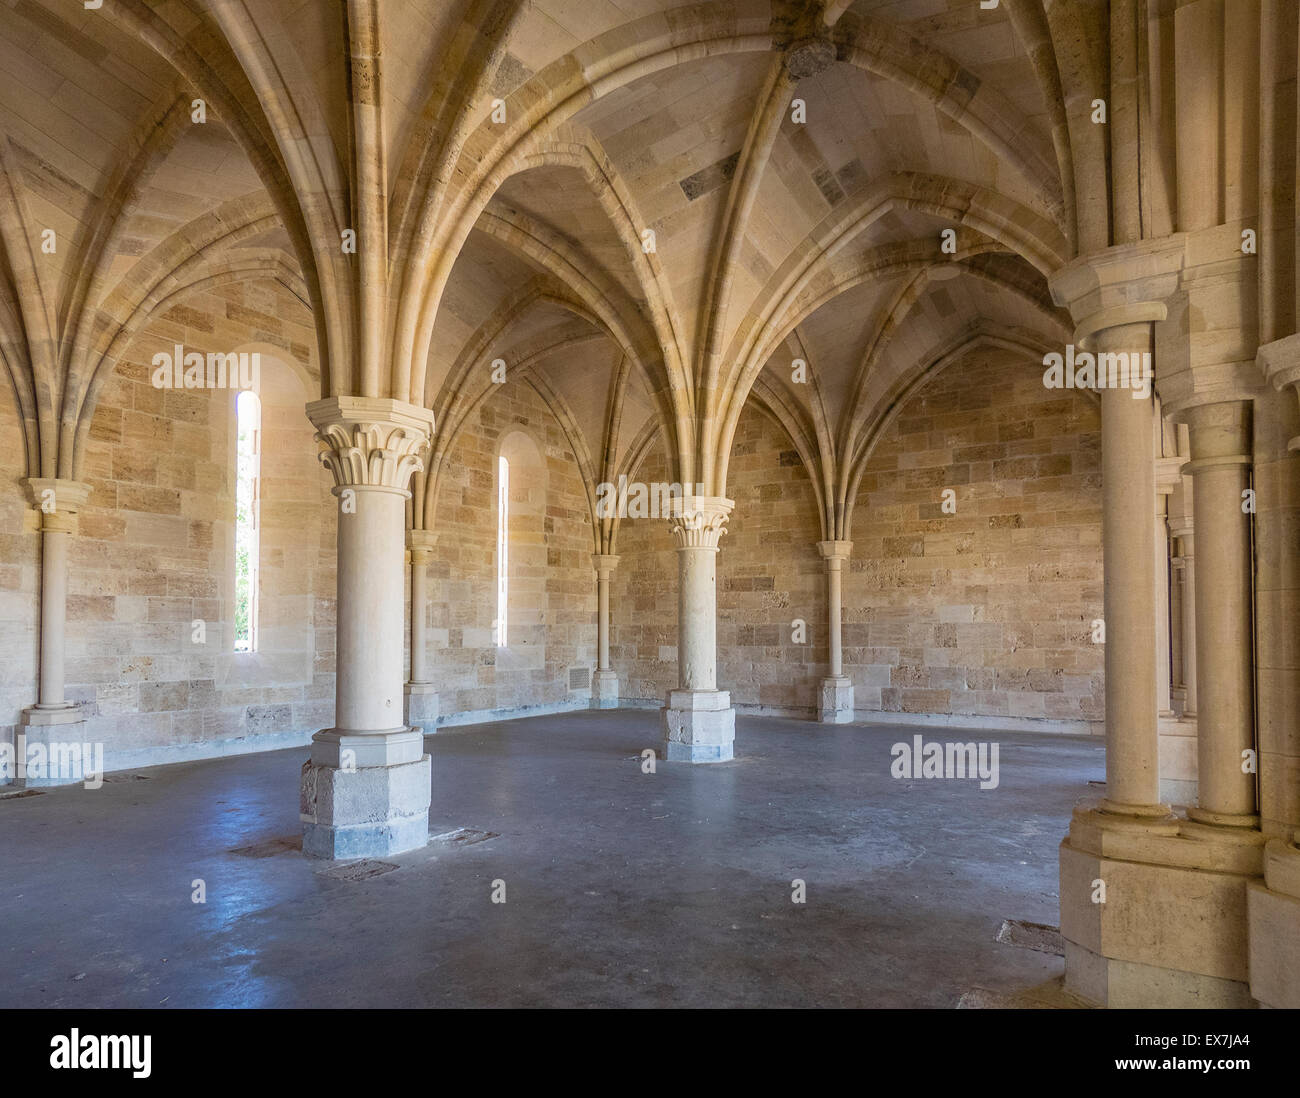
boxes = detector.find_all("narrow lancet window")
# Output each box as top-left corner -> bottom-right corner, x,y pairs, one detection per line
235,389 -> 261,652
497,454 -> 509,647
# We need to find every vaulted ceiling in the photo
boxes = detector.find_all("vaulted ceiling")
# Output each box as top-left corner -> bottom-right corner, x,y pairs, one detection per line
1,0 -> 1214,544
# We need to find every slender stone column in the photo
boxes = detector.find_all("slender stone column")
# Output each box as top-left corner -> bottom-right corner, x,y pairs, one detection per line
1181,401 -> 1257,828
1154,489 -> 1174,718
592,554 -> 620,708
1247,334 -> 1300,1007
661,495 -> 734,762
301,397 -> 436,858
817,540 -> 853,723
1175,530 -> 1198,717
404,528 -> 438,734
1092,324 -> 1170,816
14,479 -> 92,787
1170,553 -> 1185,700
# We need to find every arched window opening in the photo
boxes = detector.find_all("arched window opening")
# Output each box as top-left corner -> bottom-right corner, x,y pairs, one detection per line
235,389 -> 261,652
497,454 -> 509,647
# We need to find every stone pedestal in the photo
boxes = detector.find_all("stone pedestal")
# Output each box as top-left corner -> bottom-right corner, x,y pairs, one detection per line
14,706 -> 92,787
1247,837 -> 1300,1007
300,728 -> 430,859
1060,803 -> 1263,1007
303,397 -> 435,858
663,688 -> 735,762
818,677 -> 854,724
661,497 -> 735,762
403,682 -> 439,734
592,669 -> 620,709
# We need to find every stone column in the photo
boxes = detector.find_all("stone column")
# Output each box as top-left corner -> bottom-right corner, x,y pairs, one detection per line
1247,334 -> 1300,1007
592,554 -> 620,708
14,479 -> 92,787
301,397 -> 436,858
1049,239 -> 1192,1007
1182,401 -> 1258,829
1169,553 -> 1185,702
1154,488 -> 1174,718
1161,520 -> 1199,806
1174,529 -> 1198,717
404,528 -> 438,734
817,540 -> 853,723
1090,324 -> 1171,817
661,495 -> 734,762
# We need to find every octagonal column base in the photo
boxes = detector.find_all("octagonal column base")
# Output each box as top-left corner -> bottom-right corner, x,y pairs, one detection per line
662,690 -> 734,762
592,670 -> 620,709
300,728 -> 431,858
819,677 -> 855,723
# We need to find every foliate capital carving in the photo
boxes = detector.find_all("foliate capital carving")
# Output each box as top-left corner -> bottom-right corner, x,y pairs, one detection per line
666,495 -> 734,549
306,397 -> 436,493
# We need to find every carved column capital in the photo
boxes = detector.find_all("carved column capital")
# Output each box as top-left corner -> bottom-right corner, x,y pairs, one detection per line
1258,334 -> 1300,451
817,539 -> 852,567
1048,235 -> 1186,341
306,397 -> 436,495
592,553 -> 620,577
1155,456 -> 1183,497
24,478 -> 91,534
1180,400 -> 1252,471
407,528 -> 437,562
666,496 -> 733,550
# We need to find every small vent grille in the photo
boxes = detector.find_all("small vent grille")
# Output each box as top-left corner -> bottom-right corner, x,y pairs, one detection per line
568,666 -> 592,691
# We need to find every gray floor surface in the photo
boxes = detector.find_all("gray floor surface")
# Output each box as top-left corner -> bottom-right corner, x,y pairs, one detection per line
0,711 -> 1103,1008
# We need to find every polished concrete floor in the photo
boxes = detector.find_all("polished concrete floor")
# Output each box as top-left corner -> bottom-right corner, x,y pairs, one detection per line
0,711 -> 1103,1007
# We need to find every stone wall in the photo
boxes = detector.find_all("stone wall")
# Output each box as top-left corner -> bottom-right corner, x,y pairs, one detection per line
718,407 -> 826,714
418,377 -> 598,720
1,331 -> 1106,767
611,352 -> 1105,729
2,279 -> 335,770
0,373 -> 39,756
846,349 -> 1105,728
609,437 -> 684,703
610,402 -> 826,713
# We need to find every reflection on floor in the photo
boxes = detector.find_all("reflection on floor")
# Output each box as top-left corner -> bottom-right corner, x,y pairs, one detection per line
0,710 -> 1104,1008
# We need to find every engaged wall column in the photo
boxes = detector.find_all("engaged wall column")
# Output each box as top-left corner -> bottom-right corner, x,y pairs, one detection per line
592,553 -> 620,708
14,478 -> 92,787
1182,401 -> 1258,829
405,528 -> 438,733
817,540 -> 853,723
